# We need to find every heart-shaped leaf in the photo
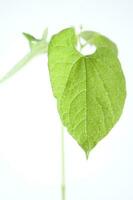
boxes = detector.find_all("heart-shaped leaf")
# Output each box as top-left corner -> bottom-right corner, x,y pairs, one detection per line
48,28 -> 126,157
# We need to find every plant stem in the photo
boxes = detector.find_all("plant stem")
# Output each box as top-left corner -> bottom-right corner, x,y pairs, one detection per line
0,52 -> 34,83
60,29 -> 83,200
0,40 -> 48,83
61,124 -> 65,200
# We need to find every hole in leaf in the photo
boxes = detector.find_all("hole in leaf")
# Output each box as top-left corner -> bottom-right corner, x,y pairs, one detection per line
76,37 -> 96,56
81,43 -> 96,56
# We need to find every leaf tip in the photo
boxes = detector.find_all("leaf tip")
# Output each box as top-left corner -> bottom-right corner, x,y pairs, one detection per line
22,32 -> 37,41
85,151 -> 89,160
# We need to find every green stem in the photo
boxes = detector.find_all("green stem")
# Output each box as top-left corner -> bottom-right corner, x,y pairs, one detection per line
61,124 -> 65,200
0,52 -> 34,83
0,41 -> 48,84
60,30 -> 83,200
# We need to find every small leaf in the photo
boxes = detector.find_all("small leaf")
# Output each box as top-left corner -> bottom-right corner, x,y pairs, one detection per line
23,32 -> 39,50
48,28 -> 126,157
23,28 -> 48,52
80,31 -> 118,55
23,32 -> 37,42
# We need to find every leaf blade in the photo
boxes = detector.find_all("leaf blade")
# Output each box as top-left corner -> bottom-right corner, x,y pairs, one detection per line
58,47 -> 126,155
80,31 -> 118,55
48,27 -> 82,100
48,28 -> 126,156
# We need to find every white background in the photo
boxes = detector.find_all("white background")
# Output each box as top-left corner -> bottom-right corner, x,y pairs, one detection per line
0,0 -> 132,199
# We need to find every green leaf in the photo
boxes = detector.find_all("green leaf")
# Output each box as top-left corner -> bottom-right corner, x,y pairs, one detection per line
23,32 -> 39,50
23,28 -> 48,52
80,31 -> 118,55
48,27 -> 82,99
23,32 -> 37,42
48,28 -> 126,157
